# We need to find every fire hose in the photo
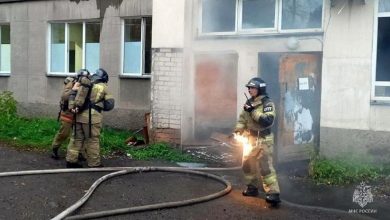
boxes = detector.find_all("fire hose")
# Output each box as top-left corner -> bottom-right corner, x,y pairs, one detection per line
0,131 -> 374,220
0,166 -> 238,220
0,165 -> 375,220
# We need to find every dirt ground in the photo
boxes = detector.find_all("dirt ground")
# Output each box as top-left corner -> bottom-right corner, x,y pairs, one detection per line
0,143 -> 385,220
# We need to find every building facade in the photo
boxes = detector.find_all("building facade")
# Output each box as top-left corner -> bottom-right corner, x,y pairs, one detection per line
0,0 -> 152,130
151,0 -> 390,164
0,0 -> 389,163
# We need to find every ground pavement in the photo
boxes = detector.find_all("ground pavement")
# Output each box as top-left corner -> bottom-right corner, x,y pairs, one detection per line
0,144 -> 387,220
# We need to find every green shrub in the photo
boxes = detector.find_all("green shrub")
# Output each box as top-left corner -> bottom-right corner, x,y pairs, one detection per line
0,91 -> 17,119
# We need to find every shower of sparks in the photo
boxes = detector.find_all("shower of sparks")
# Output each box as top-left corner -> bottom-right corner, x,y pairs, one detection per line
233,133 -> 252,157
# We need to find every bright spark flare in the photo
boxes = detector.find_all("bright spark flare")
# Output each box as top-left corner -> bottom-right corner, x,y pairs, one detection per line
233,133 -> 253,157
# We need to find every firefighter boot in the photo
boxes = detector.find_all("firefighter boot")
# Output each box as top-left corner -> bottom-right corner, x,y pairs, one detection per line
78,153 -> 86,162
51,147 -> 60,160
266,193 -> 281,206
66,162 -> 83,168
242,185 -> 259,197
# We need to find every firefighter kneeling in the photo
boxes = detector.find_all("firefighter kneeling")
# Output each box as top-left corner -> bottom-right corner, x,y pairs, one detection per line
233,77 -> 281,205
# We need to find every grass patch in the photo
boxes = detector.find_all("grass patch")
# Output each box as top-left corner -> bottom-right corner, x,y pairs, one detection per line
309,155 -> 389,185
0,116 -> 58,148
0,116 -> 194,162
125,143 -> 195,162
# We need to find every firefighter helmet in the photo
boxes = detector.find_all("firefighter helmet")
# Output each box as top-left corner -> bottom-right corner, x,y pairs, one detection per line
92,68 -> 109,83
245,77 -> 267,95
76,69 -> 90,79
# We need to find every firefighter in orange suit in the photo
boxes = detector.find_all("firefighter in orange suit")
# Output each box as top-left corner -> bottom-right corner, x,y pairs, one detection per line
51,76 -> 76,159
51,70 -> 89,160
234,77 -> 281,205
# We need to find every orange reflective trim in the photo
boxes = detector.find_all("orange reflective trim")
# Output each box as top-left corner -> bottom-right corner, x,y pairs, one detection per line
60,114 -> 73,123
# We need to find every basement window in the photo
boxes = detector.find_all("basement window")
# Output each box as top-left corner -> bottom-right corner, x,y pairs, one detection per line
0,24 -> 10,74
48,21 -> 100,75
122,17 -> 152,76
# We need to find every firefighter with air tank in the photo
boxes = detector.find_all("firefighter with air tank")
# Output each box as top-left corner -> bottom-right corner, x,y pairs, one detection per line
51,70 -> 88,160
66,68 -> 115,168
233,77 -> 281,205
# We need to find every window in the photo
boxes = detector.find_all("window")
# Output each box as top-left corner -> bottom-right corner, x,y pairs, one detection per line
122,17 -> 152,76
0,24 -> 11,74
379,0 -> 390,12
200,0 -> 323,35
49,21 -> 100,74
374,0 -> 390,99
240,0 -> 277,30
202,0 -> 236,33
281,0 -> 323,30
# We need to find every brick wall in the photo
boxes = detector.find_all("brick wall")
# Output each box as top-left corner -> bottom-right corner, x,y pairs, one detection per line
151,48 -> 183,143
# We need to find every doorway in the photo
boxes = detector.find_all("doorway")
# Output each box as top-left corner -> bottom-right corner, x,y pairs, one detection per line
194,53 -> 238,140
260,52 -> 322,162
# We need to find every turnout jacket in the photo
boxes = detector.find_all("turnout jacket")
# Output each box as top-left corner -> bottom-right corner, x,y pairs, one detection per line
235,95 -> 276,134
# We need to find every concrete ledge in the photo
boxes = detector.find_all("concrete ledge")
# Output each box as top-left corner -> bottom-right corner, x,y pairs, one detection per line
370,100 -> 390,106
153,48 -> 184,53
119,74 -> 151,79
320,126 -> 390,164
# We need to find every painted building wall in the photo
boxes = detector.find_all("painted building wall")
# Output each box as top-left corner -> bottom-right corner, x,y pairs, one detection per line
152,0 -> 185,48
320,0 -> 390,163
151,0 -> 389,163
151,0 -> 325,147
0,0 -> 152,130
321,0 -> 373,130
181,0 -> 325,145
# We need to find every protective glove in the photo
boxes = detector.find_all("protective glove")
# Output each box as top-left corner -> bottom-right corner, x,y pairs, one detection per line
71,107 -> 79,113
233,128 -> 244,136
259,114 -> 274,127
243,100 -> 254,112
229,128 -> 244,141
64,76 -> 75,85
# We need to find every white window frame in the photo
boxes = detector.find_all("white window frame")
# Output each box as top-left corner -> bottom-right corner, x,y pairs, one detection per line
199,0 -> 238,36
0,24 -> 11,75
47,21 -> 100,76
237,0 -> 279,34
278,0 -> 325,34
372,1 -> 390,101
199,0 -> 324,36
121,17 -> 152,77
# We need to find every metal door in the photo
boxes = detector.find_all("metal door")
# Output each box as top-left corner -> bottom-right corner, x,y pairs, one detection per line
278,53 -> 321,161
260,53 -> 322,162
